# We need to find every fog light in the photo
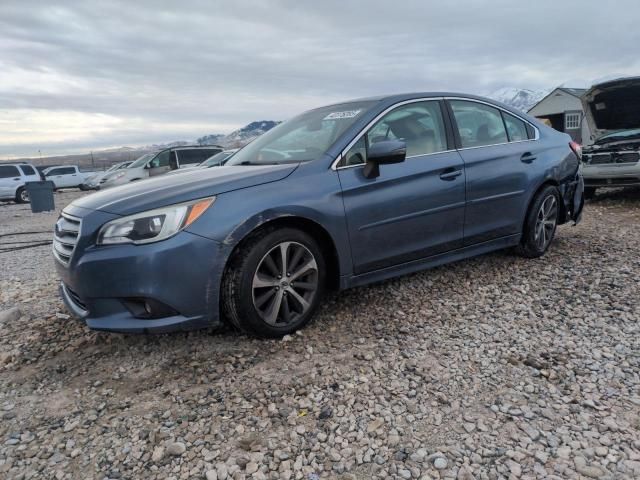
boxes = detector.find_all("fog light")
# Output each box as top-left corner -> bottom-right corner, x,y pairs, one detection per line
122,298 -> 178,319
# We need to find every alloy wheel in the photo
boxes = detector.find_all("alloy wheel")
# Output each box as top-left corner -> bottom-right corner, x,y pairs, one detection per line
534,195 -> 557,250
252,241 -> 318,326
20,189 -> 29,202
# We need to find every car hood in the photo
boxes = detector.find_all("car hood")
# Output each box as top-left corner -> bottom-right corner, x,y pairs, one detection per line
70,164 -> 298,216
582,77 -> 640,142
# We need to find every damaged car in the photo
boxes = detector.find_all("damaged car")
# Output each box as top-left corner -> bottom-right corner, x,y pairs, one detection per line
581,77 -> 640,198
53,93 -> 584,337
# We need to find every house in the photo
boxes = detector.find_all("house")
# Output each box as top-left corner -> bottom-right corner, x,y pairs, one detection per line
527,87 -> 591,144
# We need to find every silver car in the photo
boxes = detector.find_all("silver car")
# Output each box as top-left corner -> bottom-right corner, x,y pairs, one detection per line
581,77 -> 640,198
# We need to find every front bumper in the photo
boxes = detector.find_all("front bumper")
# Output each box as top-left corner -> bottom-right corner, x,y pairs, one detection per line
582,162 -> 640,187
55,227 -> 229,333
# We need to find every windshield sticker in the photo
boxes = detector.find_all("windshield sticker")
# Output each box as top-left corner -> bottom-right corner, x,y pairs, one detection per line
324,109 -> 361,120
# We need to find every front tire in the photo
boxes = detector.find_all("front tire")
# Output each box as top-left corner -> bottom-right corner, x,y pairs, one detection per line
516,185 -> 560,258
222,227 -> 326,337
15,187 -> 29,204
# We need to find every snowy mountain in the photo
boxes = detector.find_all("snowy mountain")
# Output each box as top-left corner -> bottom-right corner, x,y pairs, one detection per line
487,87 -> 549,112
223,121 -> 281,147
197,121 -> 281,148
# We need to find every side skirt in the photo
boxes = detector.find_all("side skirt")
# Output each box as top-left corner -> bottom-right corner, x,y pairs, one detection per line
341,234 -> 521,289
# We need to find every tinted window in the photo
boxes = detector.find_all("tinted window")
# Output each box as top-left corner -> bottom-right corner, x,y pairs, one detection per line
149,151 -> 170,168
19,165 -> 36,175
59,167 -> 75,175
340,101 -> 448,167
502,112 -> 528,142
450,100 -> 508,148
0,165 -> 20,178
178,150 -> 210,165
46,168 -> 62,176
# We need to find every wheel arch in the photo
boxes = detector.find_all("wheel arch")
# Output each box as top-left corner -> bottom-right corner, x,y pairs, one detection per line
221,214 -> 342,292
522,178 -> 567,232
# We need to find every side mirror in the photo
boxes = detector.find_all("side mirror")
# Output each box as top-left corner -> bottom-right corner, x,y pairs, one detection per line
363,140 -> 406,179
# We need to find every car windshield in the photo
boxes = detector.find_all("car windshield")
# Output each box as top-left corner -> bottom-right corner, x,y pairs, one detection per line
128,152 -> 156,168
200,151 -> 235,167
226,101 -> 375,166
118,162 -> 132,169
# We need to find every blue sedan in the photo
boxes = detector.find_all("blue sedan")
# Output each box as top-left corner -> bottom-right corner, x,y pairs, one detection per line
53,92 -> 584,336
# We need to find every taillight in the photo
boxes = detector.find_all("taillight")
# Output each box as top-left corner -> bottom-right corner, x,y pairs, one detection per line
569,141 -> 582,160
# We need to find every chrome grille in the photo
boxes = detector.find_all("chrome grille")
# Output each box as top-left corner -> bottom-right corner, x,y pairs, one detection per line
586,151 -> 639,165
53,213 -> 81,266
588,153 -> 612,165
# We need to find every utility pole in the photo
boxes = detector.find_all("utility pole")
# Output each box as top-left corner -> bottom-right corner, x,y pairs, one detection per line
90,151 -> 95,169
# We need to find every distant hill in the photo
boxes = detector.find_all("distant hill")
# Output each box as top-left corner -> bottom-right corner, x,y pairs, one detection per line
487,87 -> 549,112
197,120 -> 281,148
1,120 -> 281,169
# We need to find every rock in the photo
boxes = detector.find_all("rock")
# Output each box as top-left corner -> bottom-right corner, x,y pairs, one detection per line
367,418 -> 384,433
216,463 -> 228,480
166,441 -> 186,456
151,446 -> 164,462
433,457 -> 448,470
0,307 -> 21,324
205,471 -> 218,480
574,457 -> 605,479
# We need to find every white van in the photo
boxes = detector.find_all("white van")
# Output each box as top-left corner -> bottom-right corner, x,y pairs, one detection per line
100,146 -> 222,189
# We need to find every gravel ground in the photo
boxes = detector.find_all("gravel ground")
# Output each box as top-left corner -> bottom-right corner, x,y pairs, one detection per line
0,188 -> 639,480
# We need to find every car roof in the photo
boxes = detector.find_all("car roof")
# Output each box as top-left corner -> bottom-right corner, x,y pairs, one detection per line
159,145 -> 224,152
313,91 -> 520,113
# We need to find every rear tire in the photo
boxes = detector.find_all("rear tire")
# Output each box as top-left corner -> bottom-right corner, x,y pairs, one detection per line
15,187 -> 29,204
584,186 -> 597,200
222,227 -> 326,338
515,185 -> 560,258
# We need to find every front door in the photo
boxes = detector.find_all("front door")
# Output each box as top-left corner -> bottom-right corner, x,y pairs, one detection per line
147,150 -> 172,176
337,100 -> 466,274
447,99 -> 539,245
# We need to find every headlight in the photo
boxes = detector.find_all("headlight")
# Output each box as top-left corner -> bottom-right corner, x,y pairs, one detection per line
97,197 -> 215,245
108,171 -> 127,182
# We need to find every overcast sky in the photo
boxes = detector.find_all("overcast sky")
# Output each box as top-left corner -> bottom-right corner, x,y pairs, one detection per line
1,0 -> 638,158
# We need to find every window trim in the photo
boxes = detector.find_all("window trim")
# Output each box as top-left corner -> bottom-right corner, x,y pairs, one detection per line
565,112 -> 581,130
501,110 -> 529,143
445,97 -> 540,151
334,98 -> 456,170
332,96 -> 540,170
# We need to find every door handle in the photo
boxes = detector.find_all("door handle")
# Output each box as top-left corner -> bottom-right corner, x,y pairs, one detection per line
13,178 -> 20,181
439,169 -> 462,181
521,152 -> 537,163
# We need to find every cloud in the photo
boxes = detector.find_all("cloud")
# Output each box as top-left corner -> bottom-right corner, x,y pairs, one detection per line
1,0 -> 639,157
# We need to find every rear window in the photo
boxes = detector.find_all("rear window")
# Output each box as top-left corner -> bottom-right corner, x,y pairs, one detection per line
0,165 -> 20,178
19,165 -> 36,175
450,100 -> 508,148
178,149 -> 217,165
502,112 -> 529,142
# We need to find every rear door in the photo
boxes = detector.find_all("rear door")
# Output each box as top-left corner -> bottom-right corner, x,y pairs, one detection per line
0,165 -> 21,198
446,99 -> 540,245
337,99 -> 466,274
18,165 -> 40,184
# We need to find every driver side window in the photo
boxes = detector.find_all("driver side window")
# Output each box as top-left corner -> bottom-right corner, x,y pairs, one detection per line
149,150 -> 170,168
339,101 -> 448,168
